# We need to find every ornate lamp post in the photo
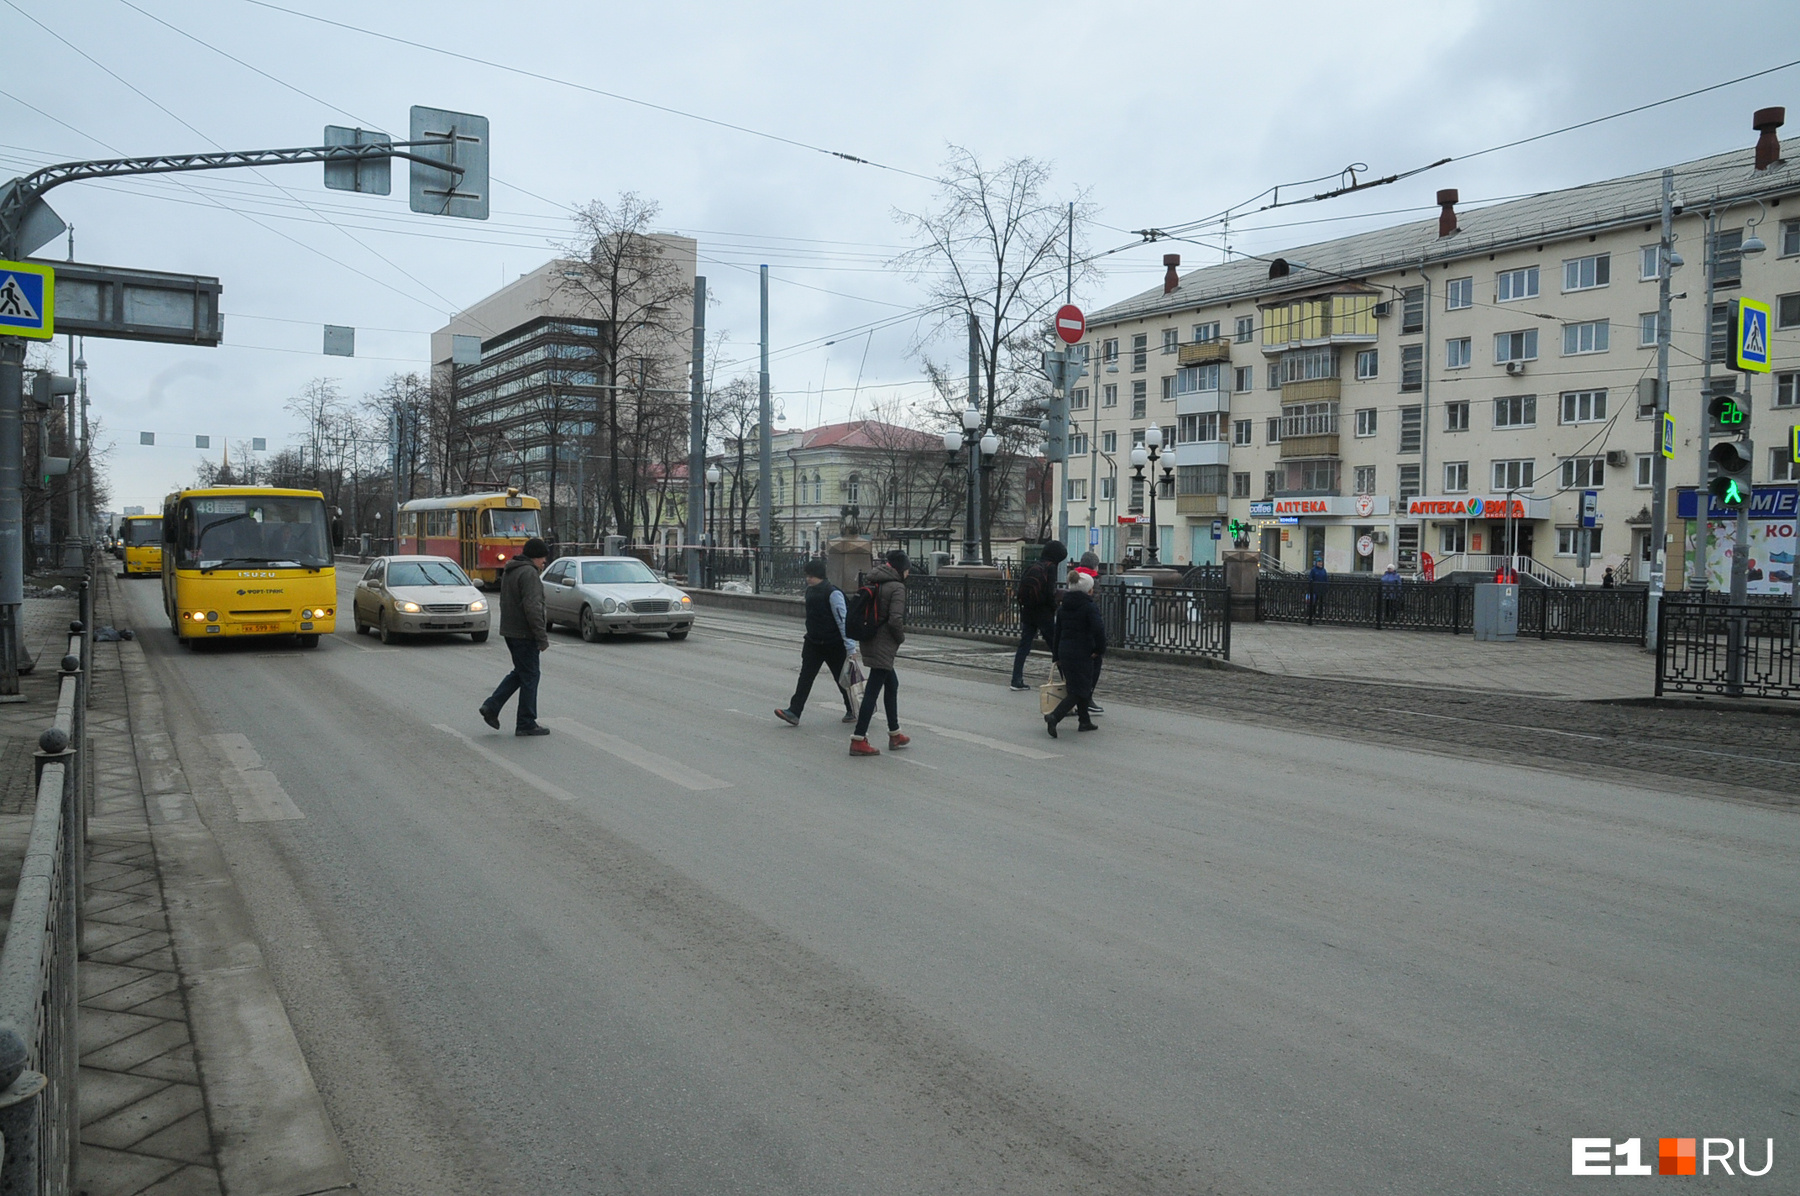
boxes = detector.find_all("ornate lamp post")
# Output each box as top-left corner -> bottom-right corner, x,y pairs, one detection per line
704,464 -> 721,586
1129,424 -> 1168,566
943,407 -> 988,563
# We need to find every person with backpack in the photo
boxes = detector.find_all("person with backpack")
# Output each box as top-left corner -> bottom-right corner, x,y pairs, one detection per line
774,558 -> 859,726
848,550 -> 910,756
1045,566 -> 1106,737
1010,540 -> 1067,691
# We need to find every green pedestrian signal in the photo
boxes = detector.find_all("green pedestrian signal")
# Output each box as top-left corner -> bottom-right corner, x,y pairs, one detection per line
1708,438 -> 1754,507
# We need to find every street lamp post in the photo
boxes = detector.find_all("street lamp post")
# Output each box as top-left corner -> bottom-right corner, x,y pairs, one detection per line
1130,425 -> 1167,566
705,464 -> 721,587
944,408 -> 991,564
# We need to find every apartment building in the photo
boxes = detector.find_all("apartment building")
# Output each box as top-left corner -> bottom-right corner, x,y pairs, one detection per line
1067,133 -> 1800,585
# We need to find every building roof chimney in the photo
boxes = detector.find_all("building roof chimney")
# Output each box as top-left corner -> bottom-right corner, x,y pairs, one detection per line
1754,107 -> 1785,171
1436,188 -> 1460,237
1162,254 -> 1181,294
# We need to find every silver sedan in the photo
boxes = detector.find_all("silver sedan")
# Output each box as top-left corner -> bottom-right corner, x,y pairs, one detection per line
352,556 -> 491,644
541,556 -> 695,642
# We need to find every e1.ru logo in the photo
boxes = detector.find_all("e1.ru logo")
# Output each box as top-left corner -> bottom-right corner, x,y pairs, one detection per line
1572,1137 -> 1774,1176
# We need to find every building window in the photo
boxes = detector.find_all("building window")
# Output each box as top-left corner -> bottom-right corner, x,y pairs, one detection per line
1397,463 -> 1421,500
1263,470 -> 1277,499
1175,363 -> 1220,394
1639,312 -> 1662,347
1441,525 -> 1466,554
1281,346 -> 1338,383
1131,333 -> 1147,372
1355,349 -> 1378,379
1232,419 -> 1252,446
1778,293 -> 1800,330
1161,328 -> 1179,354
846,473 -> 861,505
1280,458 -> 1340,495
1444,461 -> 1469,492
1397,525 -> 1420,571
1099,476 -> 1115,500
1636,454 -> 1654,487
1102,430 -> 1117,452
1129,475 -> 1145,510
1777,372 -> 1800,409
1562,320 -> 1610,355
1132,427 -> 1146,447
1353,465 -> 1377,495
1234,365 -> 1254,392
1494,394 -> 1536,428
1068,432 -> 1089,457
1280,401 -> 1338,438
813,473 -> 823,503
1782,219 -> 1800,257
1176,413 -> 1220,443
1445,401 -> 1470,432
1399,405 -> 1422,453
1770,448 -> 1798,483
1162,375 -> 1176,401
1070,386 -> 1089,410
1193,321 -> 1220,342
1102,383 -> 1118,408
1563,253 -> 1610,291
1400,344 -> 1423,392
1497,266 -> 1539,302
1712,228 -> 1743,288
1710,302 -> 1730,363
1102,337 -> 1119,364
1492,458 -> 1535,491
1266,417 -> 1281,444
1354,408 -> 1377,437
1560,389 -> 1607,423
1231,472 -> 1251,498
1131,380 -> 1147,418
1446,337 -> 1471,369
1556,527 -> 1602,556
1065,478 -> 1087,501
1495,329 -> 1539,363
1446,277 -> 1473,310
1560,456 -> 1605,488
1267,363 -> 1281,390
1177,464 -> 1228,495
1235,315 -> 1255,343
1400,286 -> 1424,334
1640,245 -> 1662,280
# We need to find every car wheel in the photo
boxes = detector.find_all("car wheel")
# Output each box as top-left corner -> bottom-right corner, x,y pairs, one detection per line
580,606 -> 601,643
667,627 -> 690,641
354,617 -> 369,635
297,633 -> 320,649
471,630 -> 489,644
378,611 -> 397,645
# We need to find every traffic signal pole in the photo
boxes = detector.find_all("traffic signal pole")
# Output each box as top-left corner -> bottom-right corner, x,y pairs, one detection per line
1647,169 -> 1673,648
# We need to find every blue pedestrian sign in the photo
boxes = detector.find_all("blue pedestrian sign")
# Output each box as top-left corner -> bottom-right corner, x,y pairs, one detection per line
0,260 -> 53,340
1729,297 -> 1770,374
1660,412 -> 1676,459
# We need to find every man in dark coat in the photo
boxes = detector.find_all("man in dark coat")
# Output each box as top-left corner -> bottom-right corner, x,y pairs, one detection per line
1011,540 -> 1067,691
850,550 -> 910,756
479,537 -> 551,736
775,558 -> 858,726
1045,567 -> 1106,737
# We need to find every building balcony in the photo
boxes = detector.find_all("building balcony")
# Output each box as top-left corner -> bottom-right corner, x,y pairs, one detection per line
1280,377 -> 1340,403
1178,340 -> 1231,366
1174,388 -> 1228,416
1260,291 -> 1379,353
1278,433 -> 1339,459
1176,494 -> 1228,517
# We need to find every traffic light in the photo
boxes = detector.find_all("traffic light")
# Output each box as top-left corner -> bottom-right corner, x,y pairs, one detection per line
1043,390 -> 1067,463
1709,438 -> 1754,507
1707,392 -> 1749,434
30,371 -> 75,412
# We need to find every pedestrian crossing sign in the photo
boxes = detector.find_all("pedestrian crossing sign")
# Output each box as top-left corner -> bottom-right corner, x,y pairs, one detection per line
1729,297 -> 1770,373
0,260 -> 53,340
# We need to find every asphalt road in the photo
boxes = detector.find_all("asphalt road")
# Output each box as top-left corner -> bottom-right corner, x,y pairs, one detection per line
115,575 -> 1799,1195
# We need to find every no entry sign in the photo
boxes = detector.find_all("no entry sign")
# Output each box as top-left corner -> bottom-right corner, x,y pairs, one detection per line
1055,304 -> 1085,345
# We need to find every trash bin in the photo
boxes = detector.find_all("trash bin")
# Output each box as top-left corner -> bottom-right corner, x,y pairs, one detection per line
1472,582 -> 1518,642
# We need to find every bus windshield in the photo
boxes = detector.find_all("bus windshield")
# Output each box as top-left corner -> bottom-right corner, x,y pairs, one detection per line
177,495 -> 332,568
484,508 -> 540,538
124,518 -> 162,546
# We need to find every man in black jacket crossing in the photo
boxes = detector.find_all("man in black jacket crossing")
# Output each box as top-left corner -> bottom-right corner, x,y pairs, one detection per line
775,558 -> 859,725
1010,540 -> 1067,691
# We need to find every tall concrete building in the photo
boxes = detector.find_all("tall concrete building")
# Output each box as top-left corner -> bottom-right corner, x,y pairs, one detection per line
1066,129 -> 1799,588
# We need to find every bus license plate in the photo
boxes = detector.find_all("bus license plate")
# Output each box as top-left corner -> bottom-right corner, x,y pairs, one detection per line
240,623 -> 279,634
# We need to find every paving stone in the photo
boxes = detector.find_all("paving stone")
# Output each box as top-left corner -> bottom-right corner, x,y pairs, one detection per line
82,921 -> 154,954
78,1067 -> 167,1125
121,945 -> 177,972
84,889 -> 139,916
83,1082 -> 204,1151
134,1163 -> 224,1196
76,1143 -> 182,1196
125,994 -> 187,1021
82,1021 -> 189,1072
84,970 -> 179,1014
130,1108 -> 214,1166
80,1009 -> 164,1055
129,1042 -> 199,1084
80,961 -> 151,1001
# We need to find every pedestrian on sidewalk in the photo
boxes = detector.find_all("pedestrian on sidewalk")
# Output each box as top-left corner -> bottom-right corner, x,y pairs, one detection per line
479,537 -> 552,737
1073,554 -> 1105,714
850,550 -> 910,756
1380,562 -> 1402,622
1010,540 -> 1067,691
1045,567 -> 1105,737
1306,557 -> 1329,624
775,558 -> 859,726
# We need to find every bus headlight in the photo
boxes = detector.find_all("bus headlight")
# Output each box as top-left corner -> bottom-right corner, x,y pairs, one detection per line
601,598 -> 617,614
399,601 -> 422,614
468,600 -> 486,613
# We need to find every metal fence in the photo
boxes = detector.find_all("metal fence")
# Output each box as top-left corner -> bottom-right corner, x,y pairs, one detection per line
1518,587 -> 1647,643
703,547 -> 814,595
1655,598 -> 1800,698
0,573 -> 90,1195
1257,574 -> 1473,633
899,575 -> 1231,660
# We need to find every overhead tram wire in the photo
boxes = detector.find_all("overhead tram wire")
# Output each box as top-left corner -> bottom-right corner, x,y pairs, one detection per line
233,0 -> 940,185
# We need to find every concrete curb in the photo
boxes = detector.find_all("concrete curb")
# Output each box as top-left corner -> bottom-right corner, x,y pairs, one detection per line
105,570 -> 358,1196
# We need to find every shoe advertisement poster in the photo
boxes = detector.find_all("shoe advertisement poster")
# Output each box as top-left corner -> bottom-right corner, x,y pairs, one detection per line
1684,518 -> 1799,593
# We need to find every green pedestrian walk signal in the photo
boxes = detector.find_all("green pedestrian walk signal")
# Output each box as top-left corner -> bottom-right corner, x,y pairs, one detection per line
1708,438 -> 1754,507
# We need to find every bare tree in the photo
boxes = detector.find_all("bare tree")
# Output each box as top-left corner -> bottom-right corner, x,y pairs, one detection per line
894,147 -> 1093,557
284,378 -> 350,503
553,193 -> 694,542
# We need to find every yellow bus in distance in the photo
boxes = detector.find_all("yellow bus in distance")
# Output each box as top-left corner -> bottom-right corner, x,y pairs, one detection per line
119,514 -> 164,576
161,486 -> 343,648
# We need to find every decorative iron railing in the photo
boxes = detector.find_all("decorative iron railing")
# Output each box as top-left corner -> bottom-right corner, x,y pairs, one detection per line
1656,598 -> 1800,698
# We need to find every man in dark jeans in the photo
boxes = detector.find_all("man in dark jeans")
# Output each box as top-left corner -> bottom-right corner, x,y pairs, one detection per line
1011,540 -> 1067,691
775,558 -> 859,726
479,537 -> 551,736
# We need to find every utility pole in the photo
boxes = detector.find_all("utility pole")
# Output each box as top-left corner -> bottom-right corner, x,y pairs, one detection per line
758,266 -> 772,570
1693,209 -> 1719,590
685,276 -> 706,585
1647,168 -> 1674,646
1057,201 -> 1074,569
966,313 -> 981,564
0,338 -> 22,691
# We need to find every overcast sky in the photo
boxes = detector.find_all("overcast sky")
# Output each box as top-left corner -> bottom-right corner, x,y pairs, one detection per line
6,0 -> 1800,511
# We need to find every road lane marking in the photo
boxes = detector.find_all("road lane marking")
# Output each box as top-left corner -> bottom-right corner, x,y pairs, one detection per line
432,724 -> 578,802
910,722 -> 1060,760
544,719 -> 732,791
207,733 -> 305,822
